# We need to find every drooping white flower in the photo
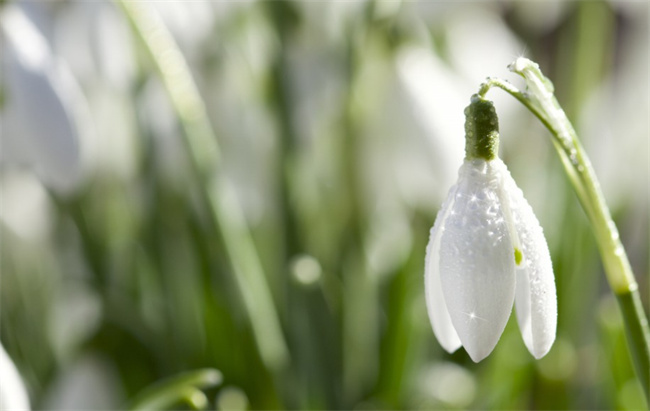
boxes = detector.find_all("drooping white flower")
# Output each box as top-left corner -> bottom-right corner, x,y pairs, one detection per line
0,343 -> 30,411
425,96 -> 557,362
1,4 -> 91,193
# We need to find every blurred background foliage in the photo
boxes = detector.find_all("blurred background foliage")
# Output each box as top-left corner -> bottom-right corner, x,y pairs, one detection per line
0,0 -> 648,409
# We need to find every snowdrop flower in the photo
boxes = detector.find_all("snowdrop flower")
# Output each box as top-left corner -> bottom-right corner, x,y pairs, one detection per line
0,343 -> 30,410
1,4 -> 91,193
425,96 -> 557,362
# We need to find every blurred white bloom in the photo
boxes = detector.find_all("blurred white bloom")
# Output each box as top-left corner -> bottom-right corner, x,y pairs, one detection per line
42,354 -> 124,410
510,2 -> 569,35
425,99 -> 557,362
418,362 -> 476,408
49,285 -> 102,362
151,1 -> 215,63
56,1 -> 135,91
204,10 -> 277,225
578,3 -> 648,212
0,171 -> 53,243
446,7 -> 524,88
395,47 -> 467,203
1,4 -> 92,193
347,47 -> 468,280
51,2 -> 139,182
294,0 -> 367,43
216,386 -> 249,411
445,6 -> 526,142
0,343 -> 30,411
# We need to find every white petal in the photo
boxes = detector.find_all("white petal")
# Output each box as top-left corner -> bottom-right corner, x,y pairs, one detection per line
425,185 -> 462,353
496,160 -> 557,358
1,5 -> 87,193
0,343 -> 30,411
439,159 -> 516,362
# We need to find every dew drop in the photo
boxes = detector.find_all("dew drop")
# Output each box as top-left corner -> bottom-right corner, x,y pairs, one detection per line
568,149 -> 579,167
608,221 -> 620,241
485,205 -> 498,217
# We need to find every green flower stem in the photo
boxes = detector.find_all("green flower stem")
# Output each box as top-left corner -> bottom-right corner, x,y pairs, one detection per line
129,368 -> 221,410
478,58 -> 649,401
117,0 -> 289,371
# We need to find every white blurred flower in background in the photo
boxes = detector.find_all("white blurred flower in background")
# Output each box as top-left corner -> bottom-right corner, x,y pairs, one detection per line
394,46 -> 467,204
150,1 -> 215,65
0,171 -> 53,243
42,354 -> 124,410
54,1 -> 137,182
205,6 -> 277,226
579,4 -> 649,211
359,46 -> 468,278
417,361 -> 476,408
1,4 -> 92,194
55,1 -> 135,91
0,343 -> 30,411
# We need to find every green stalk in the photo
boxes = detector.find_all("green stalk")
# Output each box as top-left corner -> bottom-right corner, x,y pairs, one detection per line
116,1 -> 289,371
478,58 -> 649,402
129,368 -> 221,410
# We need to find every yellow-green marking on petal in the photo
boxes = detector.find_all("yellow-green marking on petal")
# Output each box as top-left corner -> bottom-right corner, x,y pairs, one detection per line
514,248 -> 523,266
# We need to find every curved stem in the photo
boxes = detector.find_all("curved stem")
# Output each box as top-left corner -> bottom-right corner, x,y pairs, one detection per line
480,59 -> 649,402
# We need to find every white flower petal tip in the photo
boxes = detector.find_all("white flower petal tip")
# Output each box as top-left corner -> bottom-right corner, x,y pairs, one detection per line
499,159 -> 557,359
425,158 -> 557,362
424,185 -> 462,354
